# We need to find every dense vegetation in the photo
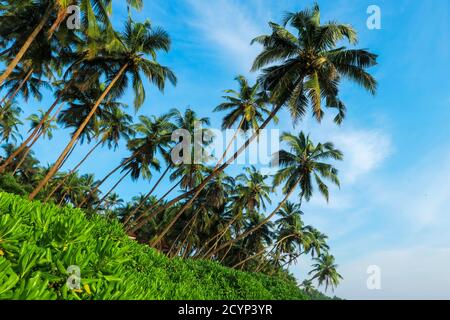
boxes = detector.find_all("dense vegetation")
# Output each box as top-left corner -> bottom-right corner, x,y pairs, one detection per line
0,192 -> 314,300
0,1 -> 378,298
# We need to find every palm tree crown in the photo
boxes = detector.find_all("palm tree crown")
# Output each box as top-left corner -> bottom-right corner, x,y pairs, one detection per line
252,3 -> 377,124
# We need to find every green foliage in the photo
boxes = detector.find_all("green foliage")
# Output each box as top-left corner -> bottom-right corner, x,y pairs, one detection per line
0,173 -> 29,195
0,192 -> 310,300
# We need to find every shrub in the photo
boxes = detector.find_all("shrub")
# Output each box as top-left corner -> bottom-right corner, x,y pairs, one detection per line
0,192 -> 309,300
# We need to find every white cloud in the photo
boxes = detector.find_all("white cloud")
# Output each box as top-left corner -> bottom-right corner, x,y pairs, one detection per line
333,129 -> 393,184
296,114 -> 393,186
186,0 -> 267,72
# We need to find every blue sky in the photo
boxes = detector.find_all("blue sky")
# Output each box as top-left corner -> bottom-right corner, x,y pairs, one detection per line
5,0 -> 450,299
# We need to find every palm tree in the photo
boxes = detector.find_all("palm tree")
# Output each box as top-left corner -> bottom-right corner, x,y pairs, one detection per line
29,18 -> 176,199
13,107 -> 60,174
140,4 -> 377,242
231,201 -> 314,270
0,65 -> 50,111
251,3 -> 377,124
309,254 -> 343,292
300,279 -> 315,295
81,112 -> 175,210
129,108 -> 211,233
198,166 -> 272,258
0,81 -> 68,173
0,0 -> 126,86
0,0 -> 54,86
45,106 -> 134,201
206,132 -> 342,258
213,75 -> 272,165
272,202 -> 308,263
122,113 -> 177,225
0,102 -> 22,143
102,192 -> 124,211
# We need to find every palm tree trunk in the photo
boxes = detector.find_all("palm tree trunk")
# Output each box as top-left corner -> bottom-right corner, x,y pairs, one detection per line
219,244 -> 233,264
1,68 -> 33,111
0,6 -> 52,86
0,97 -> 61,173
128,179 -> 182,232
15,99 -> 64,175
78,156 -> 132,208
29,63 -> 129,200
206,178 -> 301,259
47,8 -> 68,38
232,235 -> 296,269
12,128 -> 41,175
168,212 -> 198,257
279,253 -> 302,269
214,117 -> 245,168
13,96 -> 61,174
56,140 -> 78,172
45,140 -> 102,202
123,166 -> 171,226
181,242 -> 193,259
198,213 -> 241,258
95,169 -> 131,210
149,105 -> 283,247
58,192 -> 68,206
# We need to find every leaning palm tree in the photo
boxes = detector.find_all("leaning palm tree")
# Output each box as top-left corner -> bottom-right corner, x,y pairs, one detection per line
213,75 -> 273,165
0,0 -> 131,86
309,254 -> 343,292
13,107 -> 60,174
45,106 -> 134,202
0,65 -> 50,111
0,102 -> 22,143
129,108 -> 211,233
300,279 -> 315,295
122,112 -> 176,225
141,4 -> 377,243
197,166 -> 272,258
206,131 -> 342,259
251,4 -> 377,124
29,18 -> 176,199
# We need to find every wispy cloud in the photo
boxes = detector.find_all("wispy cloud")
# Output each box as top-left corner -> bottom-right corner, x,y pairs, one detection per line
186,0 -> 268,73
300,116 -> 393,185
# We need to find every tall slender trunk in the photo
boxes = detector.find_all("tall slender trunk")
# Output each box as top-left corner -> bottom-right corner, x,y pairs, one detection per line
232,235 -> 296,269
148,105 -> 283,246
78,157 -> 132,208
129,179 -> 182,232
0,92 -> 8,106
219,244 -> 233,264
0,97 -> 61,173
214,117 -> 245,168
198,212 -> 241,258
58,192 -> 68,206
181,242 -> 193,259
123,166 -> 171,226
0,6 -> 52,86
206,178 -> 301,259
29,63 -> 129,200
95,169 -> 131,210
12,128 -> 41,175
13,97 -> 60,174
168,212 -> 198,257
56,140 -> 78,172
45,140 -> 102,202
1,68 -> 33,111
47,8 -> 68,38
